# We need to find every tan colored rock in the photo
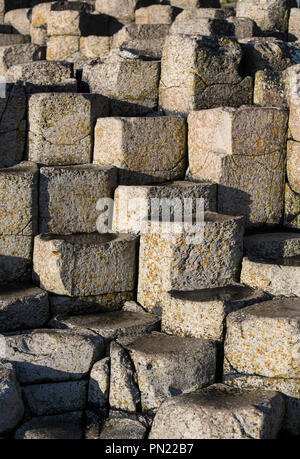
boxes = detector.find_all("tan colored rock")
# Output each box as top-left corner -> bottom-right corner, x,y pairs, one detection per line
138,212 -> 244,315
100,418 -> 146,439
4,329 -> 105,384
109,341 -> 140,412
39,165 -> 116,234
224,298 -> 300,379
30,2 -> 53,45
222,373 -> 300,436
50,310 -> 161,341
284,182 -> 300,229
289,8 -> 300,41
0,282 -> 49,333
126,332 -> 216,411
80,36 -> 111,58
28,93 -> 109,165
0,162 -> 38,236
236,0 -> 293,34
170,0 -> 221,7
5,60 -> 74,86
82,56 -> 160,116
240,39 -> 300,76
0,235 -> 33,285
162,285 -> 269,342
159,34 -> 252,116
289,96 -> 300,143
240,256 -> 300,297
244,232 -> 300,260
149,384 -> 284,439
33,233 -> 138,297
4,8 -> 30,35
112,24 -> 170,50
94,117 -> 186,185
188,106 -> 288,227
135,5 -> 175,25
0,43 -> 45,75
95,0 -> 138,23
170,18 -> 231,36
88,357 -> 110,412
46,35 -> 80,61
112,181 -> 217,234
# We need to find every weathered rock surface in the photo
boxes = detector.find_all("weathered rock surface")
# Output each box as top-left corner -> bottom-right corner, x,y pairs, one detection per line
0,362 -> 24,434
149,384 -> 285,439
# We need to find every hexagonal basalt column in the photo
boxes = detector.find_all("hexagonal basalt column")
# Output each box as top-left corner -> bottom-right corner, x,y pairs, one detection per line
223,297 -> 300,435
33,233 -> 138,297
137,212 -> 244,315
28,93 -> 109,166
94,116 -> 187,185
188,106 -> 288,227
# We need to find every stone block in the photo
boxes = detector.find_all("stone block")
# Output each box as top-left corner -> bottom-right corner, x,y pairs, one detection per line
240,256 -> 300,297
289,96 -> 300,141
0,283 -> 49,333
30,2 -> 53,46
100,418 -> 147,439
0,235 -> 33,285
22,380 -> 87,416
28,93 -> 109,165
5,61 -> 76,94
149,384 -> 284,439
88,357 -> 110,412
0,362 -> 24,434
109,341 -> 140,412
224,297 -> 300,379
170,0 -> 221,7
33,233 -> 138,296
159,35 -> 253,116
0,43 -> 45,75
48,9 -> 109,37
188,106 -> 288,227
124,332 -> 217,411
0,162 -> 38,236
0,83 -> 26,168
95,0 -> 147,24
224,297 -> 300,434
289,8 -> 300,41
49,310 -> 161,341
111,24 -> 170,49
135,5 -> 176,25
236,0 -> 295,35
93,117 -> 187,185
82,55 -> 160,116
254,69 -> 287,107
14,412 -> 84,440
4,329 -> 104,384
39,165 -> 117,234
80,36 -> 111,58
46,35 -> 80,61
0,33 -> 30,47
162,285 -> 269,342
138,212 -> 244,315
170,18 -> 231,36
112,181 -> 217,234
284,182 -> 300,229
4,8 -> 31,35
244,232 -> 300,260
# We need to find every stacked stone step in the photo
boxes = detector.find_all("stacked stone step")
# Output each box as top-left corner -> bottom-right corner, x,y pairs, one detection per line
0,0 -> 300,440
